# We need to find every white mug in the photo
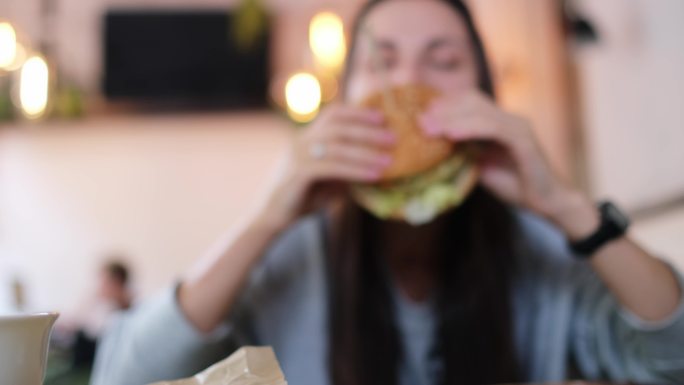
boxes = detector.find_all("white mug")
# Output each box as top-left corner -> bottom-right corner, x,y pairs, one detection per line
0,312 -> 59,385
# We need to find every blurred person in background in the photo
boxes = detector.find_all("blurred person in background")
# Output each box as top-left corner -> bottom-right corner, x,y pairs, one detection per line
0,274 -> 26,313
54,259 -> 133,371
92,1 -> 684,385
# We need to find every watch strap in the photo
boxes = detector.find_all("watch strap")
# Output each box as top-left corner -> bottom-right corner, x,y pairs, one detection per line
569,201 -> 629,258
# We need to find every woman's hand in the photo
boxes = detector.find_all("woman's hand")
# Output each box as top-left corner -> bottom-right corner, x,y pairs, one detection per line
418,90 -> 578,225
258,104 -> 396,229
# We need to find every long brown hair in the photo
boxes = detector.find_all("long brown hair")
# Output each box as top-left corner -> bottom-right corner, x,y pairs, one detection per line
326,1 -> 522,385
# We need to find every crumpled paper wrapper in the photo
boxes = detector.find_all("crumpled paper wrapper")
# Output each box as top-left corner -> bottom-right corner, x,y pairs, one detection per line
148,346 -> 287,385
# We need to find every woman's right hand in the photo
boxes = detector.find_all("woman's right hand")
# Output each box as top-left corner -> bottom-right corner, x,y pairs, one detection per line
257,104 -> 397,229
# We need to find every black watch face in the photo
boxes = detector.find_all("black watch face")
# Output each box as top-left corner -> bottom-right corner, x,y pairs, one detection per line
605,202 -> 630,229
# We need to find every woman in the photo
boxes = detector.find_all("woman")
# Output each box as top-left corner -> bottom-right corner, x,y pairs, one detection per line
91,1 -> 684,384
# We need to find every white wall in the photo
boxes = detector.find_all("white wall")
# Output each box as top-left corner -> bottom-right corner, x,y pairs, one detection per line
575,0 -> 684,211
633,206 -> 684,268
0,113 -> 292,312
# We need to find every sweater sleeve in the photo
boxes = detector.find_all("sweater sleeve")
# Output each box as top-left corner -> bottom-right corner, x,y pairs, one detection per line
571,261 -> 684,384
514,208 -> 684,384
89,284 -> 239,385
90,215 -> 322,385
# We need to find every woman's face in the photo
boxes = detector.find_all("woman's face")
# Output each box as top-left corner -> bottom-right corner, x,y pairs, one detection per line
345,0 -> 479,104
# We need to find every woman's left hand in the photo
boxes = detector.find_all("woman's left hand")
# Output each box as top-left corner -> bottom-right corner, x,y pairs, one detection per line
418,89 -> 574,222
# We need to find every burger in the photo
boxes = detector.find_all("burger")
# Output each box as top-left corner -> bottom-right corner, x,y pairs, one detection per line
351,84 -> 479,225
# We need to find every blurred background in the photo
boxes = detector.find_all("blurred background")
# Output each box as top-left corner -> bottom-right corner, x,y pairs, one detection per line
0,0 -> 683,381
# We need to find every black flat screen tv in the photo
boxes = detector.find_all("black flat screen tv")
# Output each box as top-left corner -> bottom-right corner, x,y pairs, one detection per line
103,10 -> 271,109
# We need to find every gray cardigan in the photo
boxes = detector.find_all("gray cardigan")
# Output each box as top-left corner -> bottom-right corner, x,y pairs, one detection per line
91,210 -> 684,385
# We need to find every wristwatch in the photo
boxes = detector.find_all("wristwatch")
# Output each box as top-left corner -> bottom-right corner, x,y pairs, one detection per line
568,201 -> 630,258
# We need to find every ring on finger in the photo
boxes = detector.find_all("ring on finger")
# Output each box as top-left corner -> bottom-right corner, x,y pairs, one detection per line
309,142 -> 327,160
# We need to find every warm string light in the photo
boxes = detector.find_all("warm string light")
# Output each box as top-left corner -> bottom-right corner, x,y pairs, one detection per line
309,11 -> 346,74
4,42 -> 28,72
0,22 -> 18,70
19,55 -> 50,119
277,12 -> 346,122
0,21 -> 51,121
285,72 -> 321,123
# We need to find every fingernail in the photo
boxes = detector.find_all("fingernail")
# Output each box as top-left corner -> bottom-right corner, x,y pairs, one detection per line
378,155 -> 393,166
420,115 -> 440,137
370,110 -> 385,124
365,170 -> 381,180
382,131 -> 397,143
